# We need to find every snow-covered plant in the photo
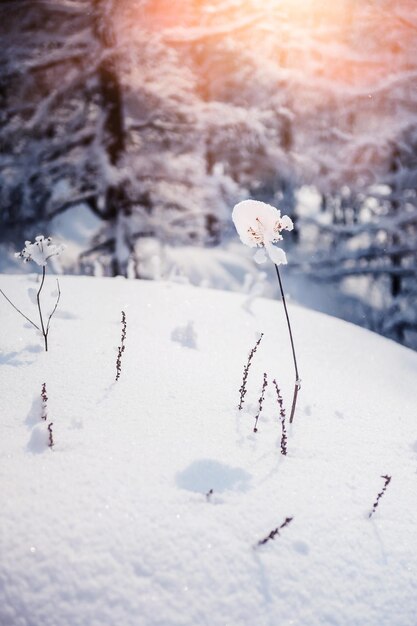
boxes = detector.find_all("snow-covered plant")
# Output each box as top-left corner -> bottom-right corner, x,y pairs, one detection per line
41,383 -> 48,422
233,199 -> 294,266
0,236 -> 64,351
253,372 -> 268,433
115,311 -> 127,382
233,200 -> 301,423
27,383 -> 55,453
47,422 -> 54,449
15,237 -> 64,267
238,332 -> 264,410
256,516 -> 294,548
369,475 -> 392,518
273,379 -> 287,456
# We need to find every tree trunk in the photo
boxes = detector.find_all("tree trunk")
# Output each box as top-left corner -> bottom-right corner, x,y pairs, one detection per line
389,148 -> 404,342
92,0 -> 131,275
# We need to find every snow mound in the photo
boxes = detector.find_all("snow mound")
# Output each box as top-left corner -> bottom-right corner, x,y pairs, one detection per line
1,274 -> 417,626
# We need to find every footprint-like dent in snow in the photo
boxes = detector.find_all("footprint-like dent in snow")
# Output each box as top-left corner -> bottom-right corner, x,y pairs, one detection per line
176,459 -> 251,494
171,321 -> 198,349
292,541 -> 309,555
0,346 -> 41,367
24,344 -> 43,354
54,310 -> 77,320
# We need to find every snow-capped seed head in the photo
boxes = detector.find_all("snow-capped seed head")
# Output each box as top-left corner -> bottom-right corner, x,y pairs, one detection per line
232,199 -> 293,266
280,215 -> 294,232
15,236 -> 65,267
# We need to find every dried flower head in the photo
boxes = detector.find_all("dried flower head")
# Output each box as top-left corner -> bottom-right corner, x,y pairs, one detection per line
232,199 -> 293,265
15,236 -> 64,267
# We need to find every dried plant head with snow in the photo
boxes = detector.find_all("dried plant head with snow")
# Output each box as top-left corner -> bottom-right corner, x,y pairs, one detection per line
1,235 -> 64,351
232,199 -> 293,265
15,235 -> 65,267
232,198 -> 300,424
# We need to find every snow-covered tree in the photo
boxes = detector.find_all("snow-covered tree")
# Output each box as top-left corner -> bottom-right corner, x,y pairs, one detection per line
0,0 -> 240,276
289,0 -> 417,347
1,0 -> 416,346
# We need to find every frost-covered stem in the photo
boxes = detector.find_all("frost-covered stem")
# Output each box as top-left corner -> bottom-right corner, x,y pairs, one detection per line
0,288 -> 40,331
41,383 -> 48,421
238,333 -> 264,410
115,310 -> 127,381
256,516 -> 293,547
272,379 -> 287,455
369,475 -> 392,518
47,422 -> 54,449
37,266 -> 48,351
274,264 -> 300,423
253,372 -> 268,433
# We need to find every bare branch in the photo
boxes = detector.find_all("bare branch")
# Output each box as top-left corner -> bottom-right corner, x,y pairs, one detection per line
46,278 -> 61,336
0,288 -> 40,331
79,238 -> 115,258
36,266 -> 48,350
46,193 -> 98,219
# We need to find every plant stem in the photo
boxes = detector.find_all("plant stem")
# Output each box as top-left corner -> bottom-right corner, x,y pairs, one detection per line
1,271 -> 60,352
274,264 -> 300,423
37,266 -> 48,351
46,278 -> 61,336
0,289 -> 40,331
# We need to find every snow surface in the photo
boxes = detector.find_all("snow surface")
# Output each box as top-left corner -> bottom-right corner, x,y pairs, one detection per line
1,273 -> 417,626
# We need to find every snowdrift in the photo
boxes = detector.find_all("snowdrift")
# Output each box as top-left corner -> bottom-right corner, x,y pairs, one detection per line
1,274 -> 417,626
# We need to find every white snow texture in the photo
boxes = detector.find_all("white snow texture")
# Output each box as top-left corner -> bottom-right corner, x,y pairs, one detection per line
1,274 -> 417,626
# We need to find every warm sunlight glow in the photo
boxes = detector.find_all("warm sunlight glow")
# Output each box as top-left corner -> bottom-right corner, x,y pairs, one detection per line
139,0 -> 413,89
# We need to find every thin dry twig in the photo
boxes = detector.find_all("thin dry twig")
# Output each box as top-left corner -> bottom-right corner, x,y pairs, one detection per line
0,288 -> 40,331
47,422 -> 54,449
253,372 -> 268,433
46,278 -> 61,336
115,310 -> 127,381
1,271 -> 61,352
369,475 -> 392,518
238,333 -> 264,410
274,265 -> 301,423
41,383 -> 48,421
256,516 -> 294,547
272,379 -> 287,455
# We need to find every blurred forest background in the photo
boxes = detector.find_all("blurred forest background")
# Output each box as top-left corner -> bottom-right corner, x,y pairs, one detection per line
1,0 -> 416,349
